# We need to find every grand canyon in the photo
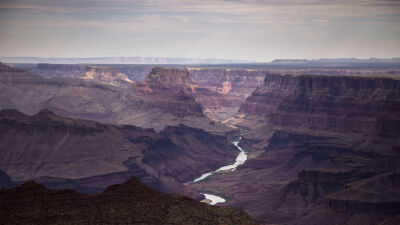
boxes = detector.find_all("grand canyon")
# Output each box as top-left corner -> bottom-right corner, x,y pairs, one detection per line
0,59 -> 399,224
1,0 -> 400,224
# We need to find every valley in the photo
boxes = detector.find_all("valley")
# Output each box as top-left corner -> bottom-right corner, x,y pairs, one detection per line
2,1 -> 399,224
1,60 -> 400,225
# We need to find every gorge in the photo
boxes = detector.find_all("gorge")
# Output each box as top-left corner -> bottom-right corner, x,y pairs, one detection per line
0,61 -> 399,225
186,132 -> 249,204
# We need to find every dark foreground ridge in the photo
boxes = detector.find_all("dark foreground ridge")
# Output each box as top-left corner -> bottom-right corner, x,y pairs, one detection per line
0,176 -> 258,225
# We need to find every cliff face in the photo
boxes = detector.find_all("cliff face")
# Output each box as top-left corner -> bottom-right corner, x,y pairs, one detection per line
237,74 -> 400,150
0,109 -> 238,198
0,177 -> 259,225
191,73 -> 400,224
189,68 -> 265,121
190,69 -> 265,96
81,66 -> 133,86
239,74 -> 400,132
145,67 -> 196,91
141,67 -> 265,122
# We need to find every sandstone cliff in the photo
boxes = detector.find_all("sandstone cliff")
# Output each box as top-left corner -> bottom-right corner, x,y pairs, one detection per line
81,66 -> 133,86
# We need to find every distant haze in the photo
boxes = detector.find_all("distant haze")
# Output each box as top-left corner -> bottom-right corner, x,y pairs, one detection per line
0,0 -> 399,61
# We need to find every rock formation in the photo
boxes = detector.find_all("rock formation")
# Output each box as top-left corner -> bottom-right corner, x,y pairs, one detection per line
145,67 -> 196,91
0,109 -> 239,199
0,63 -> 228,133
189,68 -> 266,121
0,176 -> 259,225
190,73 -> 400,224
81,66 -> 133,86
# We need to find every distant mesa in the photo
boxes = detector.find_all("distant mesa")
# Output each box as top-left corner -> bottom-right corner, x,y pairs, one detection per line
145,67 -> 196,91
0,57 -> 255,64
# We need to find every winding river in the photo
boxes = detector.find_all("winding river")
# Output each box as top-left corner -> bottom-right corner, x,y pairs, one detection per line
186,133 -> 248,205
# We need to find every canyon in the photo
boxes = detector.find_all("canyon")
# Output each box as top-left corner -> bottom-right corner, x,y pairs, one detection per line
0,107 -> 242,200
0,61 -> 399,224
190,72 -> 400,224
0,63 -> 229,133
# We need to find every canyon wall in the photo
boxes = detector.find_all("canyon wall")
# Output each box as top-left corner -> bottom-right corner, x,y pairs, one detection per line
191,73 -> 400,224
189,68 -> 265,121
0,63 -> 229,133
238,73 -> 400,147
11,63 -> 267,122
0,109 -> 239,198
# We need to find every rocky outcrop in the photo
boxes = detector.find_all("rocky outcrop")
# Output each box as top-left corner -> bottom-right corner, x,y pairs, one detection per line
145,67 -> 195,91
81,66 -> 133,86
0,176 -> 259,225
0,109 -> 238,198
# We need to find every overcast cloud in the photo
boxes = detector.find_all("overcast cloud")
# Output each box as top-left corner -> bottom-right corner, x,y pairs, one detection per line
0,0 -> 399,61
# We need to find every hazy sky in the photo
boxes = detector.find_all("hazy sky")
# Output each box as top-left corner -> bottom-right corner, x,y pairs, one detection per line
0,0 -> 399,61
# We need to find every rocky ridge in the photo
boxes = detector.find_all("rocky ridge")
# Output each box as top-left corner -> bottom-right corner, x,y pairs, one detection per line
0,176 -> 259,225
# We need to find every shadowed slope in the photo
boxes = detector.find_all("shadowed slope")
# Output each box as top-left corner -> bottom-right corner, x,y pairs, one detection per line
0,176 -> 259,225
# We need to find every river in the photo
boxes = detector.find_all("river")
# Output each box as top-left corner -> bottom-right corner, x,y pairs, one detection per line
186,133 -> 248,205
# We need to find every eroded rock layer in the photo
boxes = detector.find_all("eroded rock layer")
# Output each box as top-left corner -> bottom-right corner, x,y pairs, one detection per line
189,68 -> 266,121
190,73 -> 400,225
0,109 -> 238,199
0,63 -> 227,133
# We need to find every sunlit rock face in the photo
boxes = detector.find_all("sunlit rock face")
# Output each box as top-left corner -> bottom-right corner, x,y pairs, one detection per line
81,66 -> 133,86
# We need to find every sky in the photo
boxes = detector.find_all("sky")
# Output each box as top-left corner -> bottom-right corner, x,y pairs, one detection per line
0,0 -> 399,62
